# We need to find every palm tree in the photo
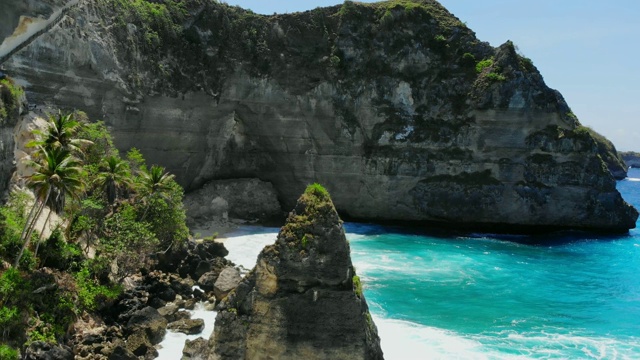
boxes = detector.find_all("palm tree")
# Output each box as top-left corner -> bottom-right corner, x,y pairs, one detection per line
137,165 -> 175,221
94,155 -> 132,205
14,146 -> 84,267
27,111 -> 91,158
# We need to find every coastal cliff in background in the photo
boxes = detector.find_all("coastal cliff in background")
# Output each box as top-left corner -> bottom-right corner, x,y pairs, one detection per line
620,152 -> 640,169
0,0 -> 637,232
211,185 -> 383,359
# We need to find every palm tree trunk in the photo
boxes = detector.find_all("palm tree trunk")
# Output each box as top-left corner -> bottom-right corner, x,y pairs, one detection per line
33,208 -> 53,259
14,200 -> 44,267
17,195 -> 41,249
15,188 -> 51,268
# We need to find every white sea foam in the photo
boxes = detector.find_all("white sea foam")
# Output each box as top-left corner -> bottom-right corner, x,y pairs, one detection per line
157,228 -> 279,359
156,303 -> 218,360
626,178 -> 640,182
221,226 -> 279,270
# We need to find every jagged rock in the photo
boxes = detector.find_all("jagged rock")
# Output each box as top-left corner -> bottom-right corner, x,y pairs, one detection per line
0,76 -> 26,195
23,341 -> 74,360
210,185 -> 383,359
197,271 -> 221,292
184,178 -> 283,224
175,310 -> 192,321
1,0 -> 637,233
125,306 -> 167,345
108,345 -> 137,360
168,318 -> 206,335
213,267 -> 242,301
182,337 -> 210,360
158,303 -> 180,320
184,298 -> 198,310
194,241 -> 229,260
125,331 -> 152,357
194,261 -> 212,280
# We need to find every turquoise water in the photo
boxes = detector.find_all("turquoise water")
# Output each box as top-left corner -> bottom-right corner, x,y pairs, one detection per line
348,168 -> 640,359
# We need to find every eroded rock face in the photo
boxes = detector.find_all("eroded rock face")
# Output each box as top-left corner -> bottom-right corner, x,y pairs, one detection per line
210,185 -> 383,360
621,152 -> 640,169
183,178 -> 282,225
1,0 -> 637,232
0,77 -> 26,196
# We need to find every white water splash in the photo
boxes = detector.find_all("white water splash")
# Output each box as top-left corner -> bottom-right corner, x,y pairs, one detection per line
221,226 -> 279,270
156,303 -> 218,360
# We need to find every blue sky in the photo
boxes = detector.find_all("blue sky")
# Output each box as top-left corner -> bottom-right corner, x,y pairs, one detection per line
222,1 -> 640,151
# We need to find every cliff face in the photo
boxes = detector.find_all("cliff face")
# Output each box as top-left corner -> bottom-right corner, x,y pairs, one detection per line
0,77 -> 26,195
0,0 -> 637,232
620,152 -> 640,169
210,184 -> 383,360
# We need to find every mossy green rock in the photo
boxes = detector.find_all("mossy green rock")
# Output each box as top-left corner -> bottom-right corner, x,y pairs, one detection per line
210,184 -> 383,360
1,0 -> 637,232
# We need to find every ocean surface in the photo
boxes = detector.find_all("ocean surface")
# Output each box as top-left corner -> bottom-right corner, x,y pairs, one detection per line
166,168 -> 640,359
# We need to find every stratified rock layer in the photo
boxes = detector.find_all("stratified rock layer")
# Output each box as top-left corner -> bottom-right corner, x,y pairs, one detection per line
1,0 -> 637,232
210,185 -> 383,360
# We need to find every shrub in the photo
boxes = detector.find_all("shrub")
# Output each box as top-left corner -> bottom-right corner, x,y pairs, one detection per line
475,58 -> 494,73
305,183 -> 329,199
0,345 -> 19,360
352,275 -> 363,297
485,72 -> 506,82
75,267 -> 121,311
462,52 -> 475,65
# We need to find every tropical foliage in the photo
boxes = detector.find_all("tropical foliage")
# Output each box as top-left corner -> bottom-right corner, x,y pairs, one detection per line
0,110 -> 189,350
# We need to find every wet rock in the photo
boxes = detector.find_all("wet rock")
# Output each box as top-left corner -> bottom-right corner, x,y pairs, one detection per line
125,306 -> 167,345
213,267 -> 242,301
108,346 -> 137,360
168,318 -> 205,335
181,337 -> 210,360
197,271 -> 220,292
23,341 -> 74,360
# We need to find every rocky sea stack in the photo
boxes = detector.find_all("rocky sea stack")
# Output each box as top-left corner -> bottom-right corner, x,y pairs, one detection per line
210,184 -> 383,360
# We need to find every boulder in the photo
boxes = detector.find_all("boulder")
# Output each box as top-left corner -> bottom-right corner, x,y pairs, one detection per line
23,341 -> 74,360
158,303 -> 180,320
209,185 -> 383,359
125,331 -> 152,357
197,271 -> 220,292
184,298 -> 198,310
213,267 -> 242,301
168,318 -> 206,335
108,346 -> 137,360
182,337 -> 210,360
125,306 -> 168,345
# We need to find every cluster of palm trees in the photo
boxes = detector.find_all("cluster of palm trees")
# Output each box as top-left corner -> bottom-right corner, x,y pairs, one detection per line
12,112 -> 179,269
14,113 -> 85,267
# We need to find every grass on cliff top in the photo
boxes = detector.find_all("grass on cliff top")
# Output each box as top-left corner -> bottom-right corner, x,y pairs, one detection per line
339,0 -> 465,29
304,182 -> 330,200
279,183 -> 334,248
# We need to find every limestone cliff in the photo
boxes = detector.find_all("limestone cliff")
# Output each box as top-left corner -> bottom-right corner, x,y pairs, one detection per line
0,0 -> 637,232
210,184 -> 383,360
620,152 -> 640,169
0,76 -> 26,195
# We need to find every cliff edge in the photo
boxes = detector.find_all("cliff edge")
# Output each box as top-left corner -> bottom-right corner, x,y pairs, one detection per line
210,184 -> 383,359
0,0 -> 637,232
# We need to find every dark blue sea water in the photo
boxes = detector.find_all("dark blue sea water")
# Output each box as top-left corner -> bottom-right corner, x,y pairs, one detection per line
348,168 -> 640,359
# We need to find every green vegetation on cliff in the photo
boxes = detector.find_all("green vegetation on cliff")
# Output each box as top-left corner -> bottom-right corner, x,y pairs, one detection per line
0,110 -> 188,352
0,77 -> 23,125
